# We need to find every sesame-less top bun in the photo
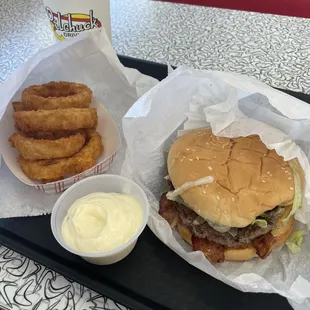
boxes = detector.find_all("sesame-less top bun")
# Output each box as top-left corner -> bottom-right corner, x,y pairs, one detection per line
167,128 -> 297,228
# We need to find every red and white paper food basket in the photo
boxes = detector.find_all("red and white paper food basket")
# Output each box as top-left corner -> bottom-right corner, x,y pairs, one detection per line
0,97 -> 120,194
0,29 -> 157,198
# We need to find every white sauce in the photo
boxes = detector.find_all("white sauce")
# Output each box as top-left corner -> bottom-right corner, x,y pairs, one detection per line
61,192 -> 143,253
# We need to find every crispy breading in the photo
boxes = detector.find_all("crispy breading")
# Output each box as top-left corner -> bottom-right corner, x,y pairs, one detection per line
19,132 -> 103,181
14,108 -> 97,132
22,81 -> 92,110
9,132 -> 86,160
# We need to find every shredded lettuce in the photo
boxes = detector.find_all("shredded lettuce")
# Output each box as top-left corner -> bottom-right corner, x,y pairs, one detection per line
285,160 -> 302,221
207,221 -> 231,233
259,213 -> 269,218
252,219 -> 268,228
286,230 -> 305,254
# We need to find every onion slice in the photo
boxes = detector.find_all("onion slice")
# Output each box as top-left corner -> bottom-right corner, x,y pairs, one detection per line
166,176 -> 214,201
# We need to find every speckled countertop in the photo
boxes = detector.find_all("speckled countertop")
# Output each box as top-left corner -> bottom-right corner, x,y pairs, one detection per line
2,0 -> 310,92
1,0 -> 310,309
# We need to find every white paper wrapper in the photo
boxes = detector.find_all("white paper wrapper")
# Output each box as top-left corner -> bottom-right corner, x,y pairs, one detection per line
122,66 -> 310,308
0,29 -> 158,217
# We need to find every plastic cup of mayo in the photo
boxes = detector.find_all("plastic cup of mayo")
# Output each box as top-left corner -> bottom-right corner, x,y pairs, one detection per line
51,174 -> 149,265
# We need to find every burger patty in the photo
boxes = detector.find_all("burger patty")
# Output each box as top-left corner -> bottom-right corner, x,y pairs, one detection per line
160,193 -> 284,248
178,204 -> 284,247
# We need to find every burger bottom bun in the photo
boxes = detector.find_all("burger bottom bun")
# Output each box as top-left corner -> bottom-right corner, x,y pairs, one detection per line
177,213 -> 295,261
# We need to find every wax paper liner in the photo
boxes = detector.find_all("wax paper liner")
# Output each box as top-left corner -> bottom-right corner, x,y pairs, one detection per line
122,66 -> 310,309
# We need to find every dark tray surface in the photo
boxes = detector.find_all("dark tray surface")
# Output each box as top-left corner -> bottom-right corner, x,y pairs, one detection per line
0,55 -> 303,310
0,216 -> 292,310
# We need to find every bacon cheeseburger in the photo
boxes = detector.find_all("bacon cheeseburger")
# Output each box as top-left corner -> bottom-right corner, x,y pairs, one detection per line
159,129 -> 304,264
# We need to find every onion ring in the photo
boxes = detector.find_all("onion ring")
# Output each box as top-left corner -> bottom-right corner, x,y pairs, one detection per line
12,101 -> 26,112
14,108 -> 97,132
9,132 -> 86,160
27,129 -> 95,140
21,81 -> 92,110
19,132 -> 103,181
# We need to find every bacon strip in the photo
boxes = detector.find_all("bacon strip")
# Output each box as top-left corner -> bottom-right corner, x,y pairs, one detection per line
159,193 -> 179,228
252,232 -> 276,259
192,235 -> 225,264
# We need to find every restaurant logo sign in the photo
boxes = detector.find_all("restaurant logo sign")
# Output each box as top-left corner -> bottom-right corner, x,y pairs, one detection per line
45,7 -> 102,40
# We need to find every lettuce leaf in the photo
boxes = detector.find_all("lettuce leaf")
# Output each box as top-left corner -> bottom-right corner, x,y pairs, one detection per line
207,221 -> 231,233
286,230 -> 305,254
285,160 -> 303,221
252,219 -> 268,228
259,213 -> 269,218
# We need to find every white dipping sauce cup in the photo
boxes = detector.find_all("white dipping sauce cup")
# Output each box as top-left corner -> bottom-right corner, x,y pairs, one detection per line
51,175 -> 149,265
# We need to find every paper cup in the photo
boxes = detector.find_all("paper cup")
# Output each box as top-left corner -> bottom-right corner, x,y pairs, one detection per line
43,0 -> 111,42
0,97 -> 121,194
51,174 -> 150,265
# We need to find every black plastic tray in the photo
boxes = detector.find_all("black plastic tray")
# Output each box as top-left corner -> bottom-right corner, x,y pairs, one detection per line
0,55 -> 304,310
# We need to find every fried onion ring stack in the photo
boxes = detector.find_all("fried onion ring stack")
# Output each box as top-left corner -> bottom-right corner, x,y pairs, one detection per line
9,81 -> 103,183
